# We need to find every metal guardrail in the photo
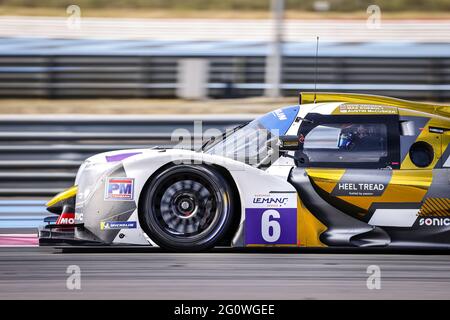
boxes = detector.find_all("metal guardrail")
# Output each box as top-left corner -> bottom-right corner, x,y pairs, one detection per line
0,115 -> 253,198
1,40 -> 450,100
0,200 -> 47,229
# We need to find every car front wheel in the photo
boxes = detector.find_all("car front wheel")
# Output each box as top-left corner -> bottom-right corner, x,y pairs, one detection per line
141,165 -> 235,252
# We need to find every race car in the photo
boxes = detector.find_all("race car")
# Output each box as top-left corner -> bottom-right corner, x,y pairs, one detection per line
39,92 -> 450,251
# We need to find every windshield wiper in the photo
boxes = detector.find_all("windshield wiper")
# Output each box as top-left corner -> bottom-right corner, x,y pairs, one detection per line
200,122 -> 249,152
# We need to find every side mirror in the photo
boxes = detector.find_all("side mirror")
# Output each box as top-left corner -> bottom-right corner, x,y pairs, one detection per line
278,135 -> 301,151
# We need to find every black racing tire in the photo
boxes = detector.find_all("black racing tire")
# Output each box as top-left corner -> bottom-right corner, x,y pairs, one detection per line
141,165 -> 235,252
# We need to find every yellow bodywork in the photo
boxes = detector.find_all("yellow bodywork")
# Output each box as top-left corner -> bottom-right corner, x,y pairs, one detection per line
300,92 -> 450,118
338,170 -> 432,211
306,169 -> 432,214
419,198 -> 450,217
400,123 -> 442,169
46,185 -> 78,207
297,197 -> 327,247
305,168 -> 346,193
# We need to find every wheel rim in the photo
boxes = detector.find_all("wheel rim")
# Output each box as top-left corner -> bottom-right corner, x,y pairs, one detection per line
152,176 -> 220,238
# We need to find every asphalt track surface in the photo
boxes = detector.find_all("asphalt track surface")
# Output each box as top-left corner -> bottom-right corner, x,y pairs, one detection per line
1,247 -> 450,299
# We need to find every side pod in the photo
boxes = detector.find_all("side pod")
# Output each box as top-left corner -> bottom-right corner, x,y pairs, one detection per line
289,168 -> 391,247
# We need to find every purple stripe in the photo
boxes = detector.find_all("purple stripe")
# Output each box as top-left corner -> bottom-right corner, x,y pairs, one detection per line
106,152 -> 141,162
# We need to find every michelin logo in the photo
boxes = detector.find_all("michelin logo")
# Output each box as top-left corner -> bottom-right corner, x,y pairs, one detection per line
100,221 -> 137,230
105,177 -> 134,201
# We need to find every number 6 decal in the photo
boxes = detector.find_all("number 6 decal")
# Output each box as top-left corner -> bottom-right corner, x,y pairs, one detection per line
245,207 -> 297,245
261,210 -> 281,242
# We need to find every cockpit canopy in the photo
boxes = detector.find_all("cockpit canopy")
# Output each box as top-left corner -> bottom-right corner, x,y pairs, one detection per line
205,106 -> 299,166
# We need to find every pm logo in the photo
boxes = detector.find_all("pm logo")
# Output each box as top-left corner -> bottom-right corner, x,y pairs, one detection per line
105,177 -> 134,201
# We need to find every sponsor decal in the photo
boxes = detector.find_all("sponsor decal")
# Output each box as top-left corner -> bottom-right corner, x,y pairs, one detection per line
272,109 -> 287,121
56,212 -> 75,225
252,196 -> 289,207
245,208 -> 297,245
246,193 -> 297,245
339,104 -> 396,114
105,177 -> 134,201
75,212 -> 83,222
419,217 -> 450,227
333,182 -> 386,197
100,221 -> 137,230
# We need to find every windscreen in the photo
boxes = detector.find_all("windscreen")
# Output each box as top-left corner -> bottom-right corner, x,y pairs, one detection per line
205,106 -> 299,166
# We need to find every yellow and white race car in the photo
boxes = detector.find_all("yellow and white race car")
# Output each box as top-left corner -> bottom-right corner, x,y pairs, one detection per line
40,92 -> 450,251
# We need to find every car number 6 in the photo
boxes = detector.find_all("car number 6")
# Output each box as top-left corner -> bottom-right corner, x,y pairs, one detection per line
261,209 -> 281,242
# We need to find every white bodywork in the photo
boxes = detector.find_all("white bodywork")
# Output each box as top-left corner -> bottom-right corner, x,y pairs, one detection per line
75,148 -> 296,245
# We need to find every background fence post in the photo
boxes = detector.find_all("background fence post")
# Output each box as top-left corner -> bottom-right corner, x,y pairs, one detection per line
265,0 -> 284,98
176,59 -> 209,100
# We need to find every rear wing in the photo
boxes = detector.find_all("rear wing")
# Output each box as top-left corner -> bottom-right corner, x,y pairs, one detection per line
300,92 -> 450,118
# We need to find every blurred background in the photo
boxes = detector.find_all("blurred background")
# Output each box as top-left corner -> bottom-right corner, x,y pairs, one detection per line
0,0 -> 450,108
0,0 -> 449,232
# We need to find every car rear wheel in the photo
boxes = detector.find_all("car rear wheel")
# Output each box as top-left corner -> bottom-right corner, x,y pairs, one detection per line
141,165 -> 235,252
